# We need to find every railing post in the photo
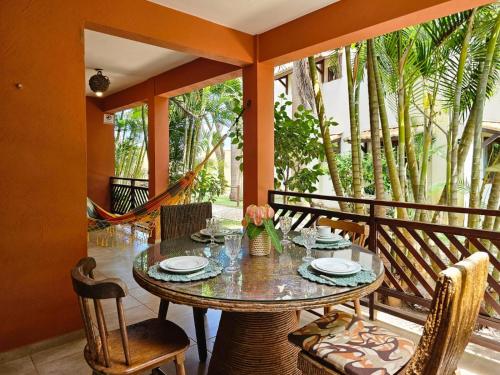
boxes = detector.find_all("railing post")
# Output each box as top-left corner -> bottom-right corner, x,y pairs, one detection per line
369,202 -> 378,321
130,179 -> 136,210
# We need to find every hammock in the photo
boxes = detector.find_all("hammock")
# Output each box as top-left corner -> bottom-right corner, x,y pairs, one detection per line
87,100 -> 249,233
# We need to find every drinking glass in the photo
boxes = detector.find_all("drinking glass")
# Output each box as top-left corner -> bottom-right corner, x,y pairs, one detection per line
224,234 -> 242,273
279,216 -> 292,243
206,218 -> 220,247
301,227 -> 317,262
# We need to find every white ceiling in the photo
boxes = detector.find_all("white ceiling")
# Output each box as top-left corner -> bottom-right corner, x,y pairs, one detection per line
148,0 -> 340,34
84,30 -> 197,97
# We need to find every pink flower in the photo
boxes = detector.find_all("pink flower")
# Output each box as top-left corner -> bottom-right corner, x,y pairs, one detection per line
263,204 -> 274,220
246,204 -> 258,220
254,207 -> 264,226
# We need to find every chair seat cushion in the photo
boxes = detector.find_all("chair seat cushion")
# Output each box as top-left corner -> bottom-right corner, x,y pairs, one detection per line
289,311 -> 415,375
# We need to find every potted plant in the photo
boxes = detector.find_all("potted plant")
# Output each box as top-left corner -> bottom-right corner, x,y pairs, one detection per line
242,204 -> 282,256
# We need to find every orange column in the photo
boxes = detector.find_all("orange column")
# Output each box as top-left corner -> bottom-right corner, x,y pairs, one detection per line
148,96 -> 169,240
86,97 -> 115,210
242,62 -> 275,208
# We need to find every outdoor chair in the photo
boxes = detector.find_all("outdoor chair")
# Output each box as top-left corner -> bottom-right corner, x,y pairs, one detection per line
289,252 -> 489,375
71,257 -> 189,375
158,202 -> 212,362
317,217 -> 369,316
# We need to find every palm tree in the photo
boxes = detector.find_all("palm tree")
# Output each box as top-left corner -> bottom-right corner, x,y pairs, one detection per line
345,44 -> 365,213
366,41 -> 386,213
307,56 -> 349,211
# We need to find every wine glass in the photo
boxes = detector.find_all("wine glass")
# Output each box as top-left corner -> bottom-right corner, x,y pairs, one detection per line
301,227 -> 317,262
206,218 -> 220,247
224,234 -> 242,273
279,216 -> 292,243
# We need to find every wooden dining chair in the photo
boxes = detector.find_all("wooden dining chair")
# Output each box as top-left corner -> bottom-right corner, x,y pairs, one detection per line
290,252 -> 489,375
158,202 -> 212,362
71,257 -> 189,375
317,217 -> 369,316
317,217 -> 369,247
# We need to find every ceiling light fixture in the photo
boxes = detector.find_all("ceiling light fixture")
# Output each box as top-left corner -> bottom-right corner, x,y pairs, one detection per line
89,69 -> 110,97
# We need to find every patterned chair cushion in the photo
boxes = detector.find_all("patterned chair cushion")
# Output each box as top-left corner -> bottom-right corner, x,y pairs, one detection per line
289,311 -> 415,375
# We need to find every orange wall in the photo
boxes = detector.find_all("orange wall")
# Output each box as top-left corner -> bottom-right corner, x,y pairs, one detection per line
0,1 -> 87,351
0,0 -> 252,352
86,97 -> 115,210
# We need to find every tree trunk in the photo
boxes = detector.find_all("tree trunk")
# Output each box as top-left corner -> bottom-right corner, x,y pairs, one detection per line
292,59 -> 316,113
307,56 -> 349,211
404,89 -> 420,201
448,10 -> 476,225
483,155 -> 500,231
345,45 -> 364,214
229,142 -> 242,201
370,39 -> 406,218
468,12 -> 500,228
367,42 -> 386,214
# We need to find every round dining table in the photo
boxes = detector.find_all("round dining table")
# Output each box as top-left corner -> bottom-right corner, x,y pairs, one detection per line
132,235 -> 384,375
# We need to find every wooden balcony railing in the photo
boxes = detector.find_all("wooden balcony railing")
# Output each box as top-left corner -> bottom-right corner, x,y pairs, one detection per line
268,190 -> 500,351
110,177 -> 149,214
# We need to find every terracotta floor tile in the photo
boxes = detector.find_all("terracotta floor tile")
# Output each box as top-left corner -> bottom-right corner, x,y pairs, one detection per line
0,356 -> 37,375
35,351 -> 90,375
31,338 -> 86,368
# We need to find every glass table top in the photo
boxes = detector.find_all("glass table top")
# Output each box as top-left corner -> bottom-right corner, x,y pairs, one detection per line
133,234 -> 384,305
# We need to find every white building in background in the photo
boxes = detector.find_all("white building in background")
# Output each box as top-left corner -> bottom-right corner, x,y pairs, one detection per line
272,52 -> 500,203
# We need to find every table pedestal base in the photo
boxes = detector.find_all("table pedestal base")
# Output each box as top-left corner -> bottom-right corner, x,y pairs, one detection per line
208,311 -> 300,375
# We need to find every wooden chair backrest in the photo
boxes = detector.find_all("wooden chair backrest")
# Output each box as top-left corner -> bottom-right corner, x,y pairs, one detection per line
71,257 -> 130,368
160,202 -> 212,241
317,217 -> 369,247
404,252 -> 489,375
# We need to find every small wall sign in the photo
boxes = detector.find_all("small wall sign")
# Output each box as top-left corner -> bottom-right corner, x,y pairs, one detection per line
104,113 -> 115,124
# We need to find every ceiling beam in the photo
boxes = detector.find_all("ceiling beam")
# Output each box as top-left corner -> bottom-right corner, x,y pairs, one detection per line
257,0 -> 494,65
83,0 -> 254,66
100,58 -> 241,112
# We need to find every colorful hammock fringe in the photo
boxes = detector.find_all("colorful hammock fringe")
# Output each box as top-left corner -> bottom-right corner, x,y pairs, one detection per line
87,171 -> 196,233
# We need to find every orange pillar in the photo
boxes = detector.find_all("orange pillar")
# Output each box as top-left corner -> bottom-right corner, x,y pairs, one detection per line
242,62 -> 275,208
86,97 -> 115,211
148,95 -> 169,241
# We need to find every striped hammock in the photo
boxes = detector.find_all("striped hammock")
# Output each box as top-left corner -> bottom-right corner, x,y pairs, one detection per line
87,170 -> 196,232
87,100 -> 249,234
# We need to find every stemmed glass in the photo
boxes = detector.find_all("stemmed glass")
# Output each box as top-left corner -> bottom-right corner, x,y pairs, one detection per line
279,216 -> 292,244
301,227 -> 318,262
224,234 -> 242,273
206,218 -> 220,247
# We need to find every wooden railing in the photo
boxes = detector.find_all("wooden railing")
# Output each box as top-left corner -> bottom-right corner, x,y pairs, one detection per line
110,177 -> 149,214
268,190 -> 500,351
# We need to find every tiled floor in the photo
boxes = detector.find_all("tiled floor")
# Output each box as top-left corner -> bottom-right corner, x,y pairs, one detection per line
0,230 -> 497,374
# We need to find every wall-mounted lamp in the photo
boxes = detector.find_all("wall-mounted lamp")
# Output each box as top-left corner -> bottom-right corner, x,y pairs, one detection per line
88,69 -> 110,97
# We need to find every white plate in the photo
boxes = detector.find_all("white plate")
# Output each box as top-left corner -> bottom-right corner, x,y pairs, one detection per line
316,234 -> 344,243
159,256 -> 209,273
311,258 -> 361,275
199,228 -> 232,237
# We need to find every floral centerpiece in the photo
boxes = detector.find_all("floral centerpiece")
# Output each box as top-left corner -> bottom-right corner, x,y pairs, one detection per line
242,204 -> 282,256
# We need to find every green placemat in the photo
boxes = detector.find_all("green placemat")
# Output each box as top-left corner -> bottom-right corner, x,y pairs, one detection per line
292,235 -> 351,250
148,259 -> 223,282
297,263 -> 376,287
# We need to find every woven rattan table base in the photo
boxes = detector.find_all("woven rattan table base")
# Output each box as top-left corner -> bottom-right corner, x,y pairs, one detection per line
208,311 -> 300,375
